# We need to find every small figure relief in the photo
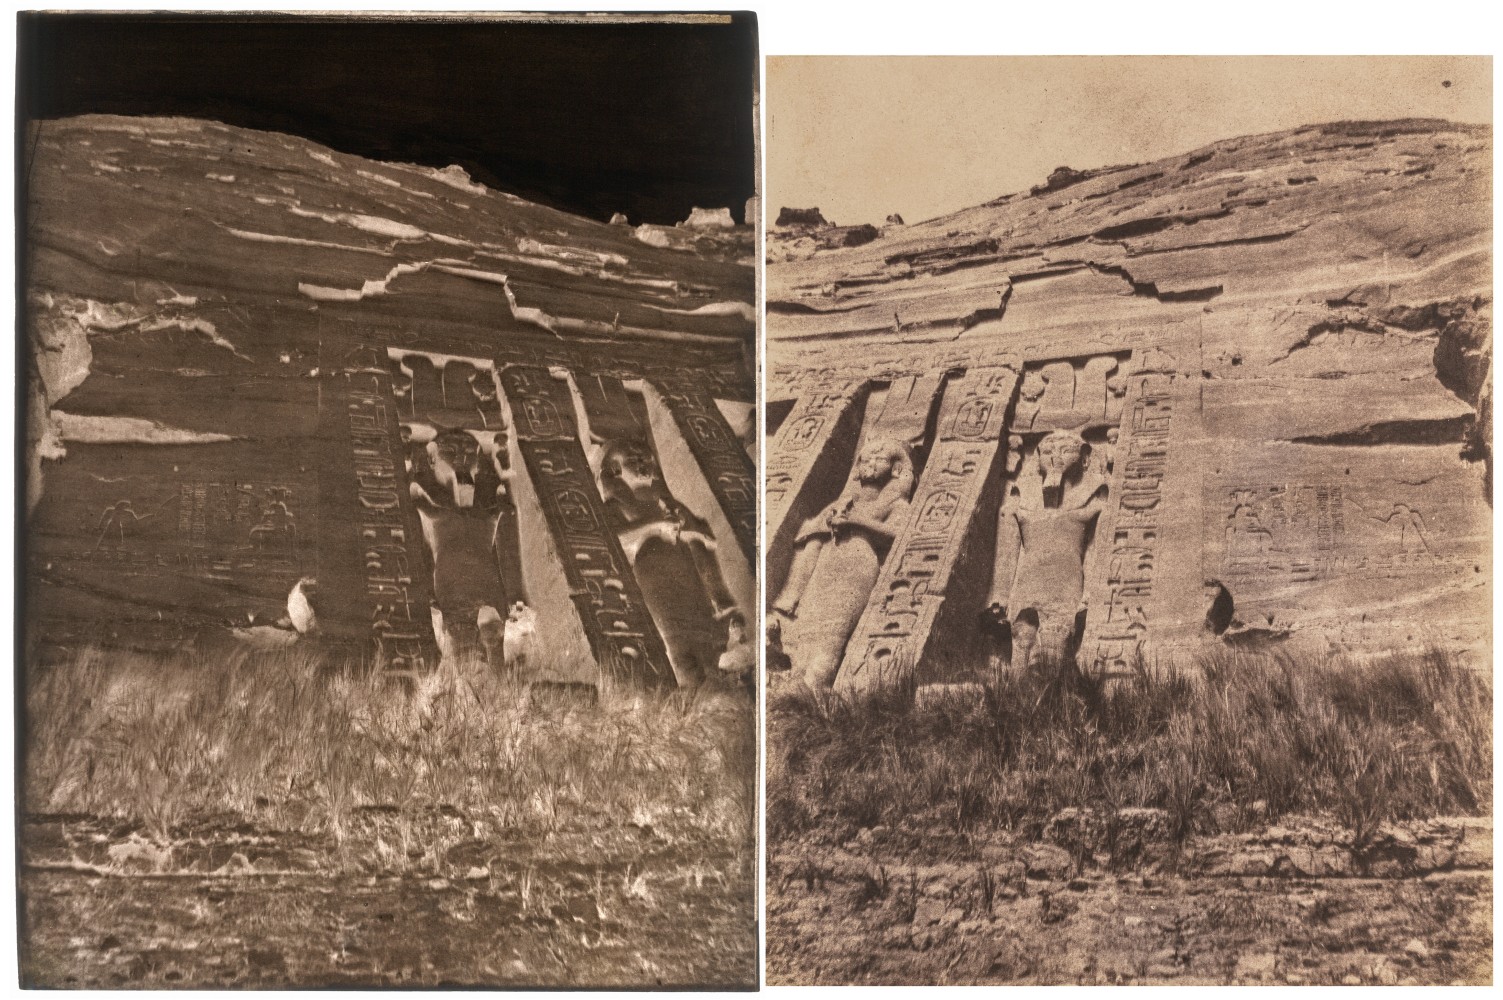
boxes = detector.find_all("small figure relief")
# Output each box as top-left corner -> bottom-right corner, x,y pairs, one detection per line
598,439 -> 745,689
408,427 -> 516,668
468,369 -> 507,430
94,499 -> 154,552
247,488 -> 297,556
230,575 -> 322,649
1220,485 -> 1358,581
984,430 -> 1108,672
1095,427 -> 1119,477
1014,369 -> 1049,430
1004,434 -> 1025,475
1224,501 -> 1275,564
1376,502 -> 1435,564
768,437 -> 916,689
1105,370 -> 1129,424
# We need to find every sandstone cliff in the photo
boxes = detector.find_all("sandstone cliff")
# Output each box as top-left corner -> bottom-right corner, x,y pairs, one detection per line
25,114 -> 757,681
766,119 -> 1490,680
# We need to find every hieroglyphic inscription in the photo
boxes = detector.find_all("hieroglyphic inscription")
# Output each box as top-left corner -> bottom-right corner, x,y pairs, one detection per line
497,365 -> 675,689
765,377 -> 867,540
339,345 -> 440,675
1083,369 -> 1175,677
651,379 -> 758,565
1220,483 -> 1366,582
836,367 -> 1019,692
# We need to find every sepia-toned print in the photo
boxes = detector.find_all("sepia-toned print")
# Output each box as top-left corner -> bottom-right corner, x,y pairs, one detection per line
764,55 -> 1491,985
18,12 -> 758,988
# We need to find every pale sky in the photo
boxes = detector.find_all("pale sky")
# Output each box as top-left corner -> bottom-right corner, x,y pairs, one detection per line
768,56 -> 1491,226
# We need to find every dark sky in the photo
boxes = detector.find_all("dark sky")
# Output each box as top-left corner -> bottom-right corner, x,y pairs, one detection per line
16,12 -> 758,225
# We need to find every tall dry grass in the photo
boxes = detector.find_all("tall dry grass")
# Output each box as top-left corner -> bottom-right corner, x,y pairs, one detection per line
768,649 -> 1491,845
23,644 -> 755,849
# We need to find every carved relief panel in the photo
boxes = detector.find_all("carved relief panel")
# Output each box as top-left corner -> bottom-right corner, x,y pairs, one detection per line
323,342 -> 441,676
392,350 -> 522,666
571,372 -> 748,687
497,364 -> 676,689
835,366 -> 1019,692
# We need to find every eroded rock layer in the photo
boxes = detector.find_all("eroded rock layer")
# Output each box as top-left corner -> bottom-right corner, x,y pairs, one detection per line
26,114 -> 757,686
766,119 -> 1490,687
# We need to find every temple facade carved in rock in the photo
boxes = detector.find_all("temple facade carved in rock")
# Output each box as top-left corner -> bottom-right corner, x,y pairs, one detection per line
26,115 -> 757,692
767,120 -> 1490,694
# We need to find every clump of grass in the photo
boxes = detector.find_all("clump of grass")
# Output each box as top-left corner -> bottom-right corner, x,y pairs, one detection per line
768,648 -> 1490,845
23,643 -> 755,850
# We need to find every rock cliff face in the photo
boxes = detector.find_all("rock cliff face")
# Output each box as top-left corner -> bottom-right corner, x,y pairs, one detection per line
25,114 -> 756,686
765,119 -> 1490,688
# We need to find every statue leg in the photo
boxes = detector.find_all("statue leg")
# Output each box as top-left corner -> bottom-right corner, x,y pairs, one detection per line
802,648 -> 842,690
765,609 -> 792,672
477,605 -> 506,671
981,607 -> 1012,684
686,540 -> 738,620
1036,618 -> 1071,669
773,535 -> 824,616
1011,611 -> 1039,672
1036,610 -> 1085,676
663,632 -> 708,689
441,602 -> 482,665
768,534 -> 825,672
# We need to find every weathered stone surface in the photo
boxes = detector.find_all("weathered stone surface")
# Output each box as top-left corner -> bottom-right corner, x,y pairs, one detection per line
25,115 -> 756,685
837,367 -> 1018,691
773,438 -> 917,689
766,119 -> 1491,683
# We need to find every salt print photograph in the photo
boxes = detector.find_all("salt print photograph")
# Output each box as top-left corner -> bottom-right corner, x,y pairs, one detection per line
763,55 -> 1491,985
17,11 -> 758,988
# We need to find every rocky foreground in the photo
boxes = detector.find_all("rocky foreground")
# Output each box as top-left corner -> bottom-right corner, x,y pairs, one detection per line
769,813 -> 1491,985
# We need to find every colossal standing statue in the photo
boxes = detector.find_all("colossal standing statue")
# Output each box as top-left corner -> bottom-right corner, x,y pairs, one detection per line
410,427 -> 514,667
985,429 -> 1107,671
598,439 -> 744,688
770,437 -> 916,689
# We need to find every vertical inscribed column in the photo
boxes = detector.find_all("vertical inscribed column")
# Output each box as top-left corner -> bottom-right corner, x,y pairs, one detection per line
835,367 -> 1019,693
764,378 -> 871,592
1081,367 -> 1176,679
496,364 -> 675,690
647,378 -> 758,566
319,338 -> 440,677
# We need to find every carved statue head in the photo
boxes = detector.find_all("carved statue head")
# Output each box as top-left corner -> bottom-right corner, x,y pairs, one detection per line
845,437 -> 915,514
1035,429 -> 1090,493
471,371 -> 501,406
1020,369 -> 1049,401
599,440 -> 663,502
488,431 -> 510,470
1006,433 -> 1025,473
432,429 -> 481,506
